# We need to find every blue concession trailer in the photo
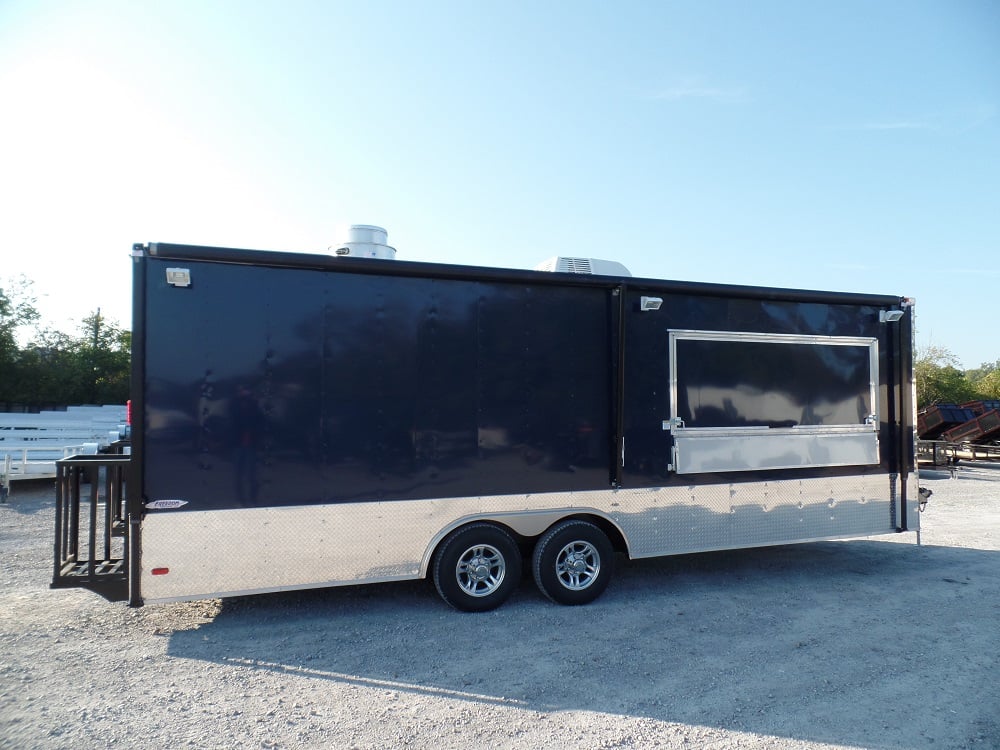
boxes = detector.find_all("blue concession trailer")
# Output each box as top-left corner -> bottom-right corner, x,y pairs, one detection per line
52,239 -> 922,611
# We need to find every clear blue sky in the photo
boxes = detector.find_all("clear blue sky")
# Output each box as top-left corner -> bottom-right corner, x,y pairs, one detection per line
1,1 -> 997,367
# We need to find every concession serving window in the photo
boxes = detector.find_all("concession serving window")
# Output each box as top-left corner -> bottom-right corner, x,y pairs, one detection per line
666,330 -> 880,474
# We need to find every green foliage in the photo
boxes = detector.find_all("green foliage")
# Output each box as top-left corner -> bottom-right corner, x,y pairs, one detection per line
77,311 -> 131,404
915,347 -> 999,408
0,276 -> 41,370
0,277 -> 130,408
966,359 -> 1000,400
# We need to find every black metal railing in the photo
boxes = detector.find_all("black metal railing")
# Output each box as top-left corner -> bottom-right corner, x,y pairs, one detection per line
52,454 -> 130,601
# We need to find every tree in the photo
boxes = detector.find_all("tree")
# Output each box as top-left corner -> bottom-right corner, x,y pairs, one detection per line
968,360 -> 1000,400
0,275 -> 40,370
1,302 -> 130,408
7,329 -> 78,406
914,345 -> 978,408
1,277 -> 44,407
77,310 -> 131,404
29,311 -> 131,405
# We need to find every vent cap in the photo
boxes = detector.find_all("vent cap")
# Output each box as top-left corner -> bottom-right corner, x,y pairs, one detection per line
330,225 -> 396,259
534,257 -> 631,277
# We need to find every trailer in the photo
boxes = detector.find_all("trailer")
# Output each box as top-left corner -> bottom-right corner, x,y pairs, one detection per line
917,404 -> 977,440
52,230 -> 923,611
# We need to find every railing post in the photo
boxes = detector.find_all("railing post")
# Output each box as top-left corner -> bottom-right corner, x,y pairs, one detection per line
68,467 -> 80,563
52,454 -> 131,601
54,463 -> 65,581
103,463 -> 113,561
88,464 -> 99,580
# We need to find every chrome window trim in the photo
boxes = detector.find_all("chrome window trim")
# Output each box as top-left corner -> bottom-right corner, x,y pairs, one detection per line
668,329 -> 879,434
667,329 -> 880,473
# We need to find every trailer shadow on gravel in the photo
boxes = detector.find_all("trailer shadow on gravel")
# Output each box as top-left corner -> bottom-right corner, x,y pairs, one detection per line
166,538 -> 1000,749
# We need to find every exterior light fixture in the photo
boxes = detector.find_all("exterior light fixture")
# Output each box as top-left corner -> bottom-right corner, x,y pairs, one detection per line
640,296 -> 663,312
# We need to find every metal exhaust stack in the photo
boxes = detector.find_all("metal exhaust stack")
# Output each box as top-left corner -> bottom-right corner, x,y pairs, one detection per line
330,225 -> 397,260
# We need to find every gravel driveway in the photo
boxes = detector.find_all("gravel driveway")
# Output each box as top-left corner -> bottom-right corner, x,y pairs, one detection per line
2,463 -> 998,749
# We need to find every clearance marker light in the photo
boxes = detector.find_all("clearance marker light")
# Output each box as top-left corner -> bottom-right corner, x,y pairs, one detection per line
151,568 -> 170,576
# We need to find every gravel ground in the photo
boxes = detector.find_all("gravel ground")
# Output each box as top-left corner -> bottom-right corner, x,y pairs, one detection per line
1,464 -> 998,750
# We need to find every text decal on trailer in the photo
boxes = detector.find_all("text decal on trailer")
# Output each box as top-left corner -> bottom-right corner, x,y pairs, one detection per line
145,499 -> 189,510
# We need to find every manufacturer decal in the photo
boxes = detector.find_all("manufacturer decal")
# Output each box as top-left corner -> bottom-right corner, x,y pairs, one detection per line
145,499 -> 189,510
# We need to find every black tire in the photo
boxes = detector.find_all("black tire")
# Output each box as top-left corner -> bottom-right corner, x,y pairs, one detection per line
432,523 -> 522,612
532,520 -> 614,605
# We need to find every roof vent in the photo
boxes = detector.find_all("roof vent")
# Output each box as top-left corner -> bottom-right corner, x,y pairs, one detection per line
535,256 -> 631,277
329,225 -> 396,260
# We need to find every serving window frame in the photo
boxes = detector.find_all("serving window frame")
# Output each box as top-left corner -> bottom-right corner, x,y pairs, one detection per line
666,329 -> 880,474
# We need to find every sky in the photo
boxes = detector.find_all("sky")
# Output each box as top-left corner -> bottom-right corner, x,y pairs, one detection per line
1,1 -> 998,367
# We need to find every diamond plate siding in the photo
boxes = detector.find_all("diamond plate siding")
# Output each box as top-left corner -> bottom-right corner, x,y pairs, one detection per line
140,474 -> 899,603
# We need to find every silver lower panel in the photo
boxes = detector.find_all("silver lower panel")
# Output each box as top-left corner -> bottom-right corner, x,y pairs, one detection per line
673,431 -> 879,473
140,472 -> 912,603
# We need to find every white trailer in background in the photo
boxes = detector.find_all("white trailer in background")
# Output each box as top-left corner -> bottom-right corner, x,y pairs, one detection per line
0,406 -> 126,496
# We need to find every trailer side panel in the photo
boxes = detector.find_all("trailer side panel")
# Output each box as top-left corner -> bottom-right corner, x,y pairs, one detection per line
128,246 -> 917,605
141,260 -> 613,513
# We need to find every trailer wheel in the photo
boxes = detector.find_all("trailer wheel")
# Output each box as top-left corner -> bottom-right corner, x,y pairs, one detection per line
532,520 -> 614,605
432,524 -> 522,612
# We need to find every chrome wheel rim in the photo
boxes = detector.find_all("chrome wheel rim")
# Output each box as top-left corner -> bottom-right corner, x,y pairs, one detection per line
456,544 -> 506,597
554,541 -> 600,590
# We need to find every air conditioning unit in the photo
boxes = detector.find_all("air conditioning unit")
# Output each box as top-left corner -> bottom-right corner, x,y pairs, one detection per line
534,257 -> 631,277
